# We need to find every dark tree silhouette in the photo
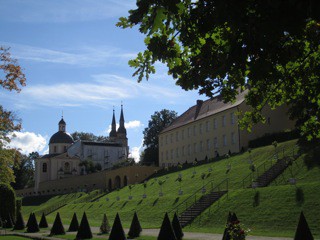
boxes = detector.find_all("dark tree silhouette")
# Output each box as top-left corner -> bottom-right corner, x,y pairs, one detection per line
26,213 -> 39,233
68,212 -> 79,232
13,211 -> 25,230
294,211 -> 314,240
109,213 -> 126,240
76,212 -> 92,239
172,213 -> 183,240
100,213 -> 110,234
50,212 -> 65,236
158,212 -> 177,240
39,212 -> 48,228
128,212 -> 142,238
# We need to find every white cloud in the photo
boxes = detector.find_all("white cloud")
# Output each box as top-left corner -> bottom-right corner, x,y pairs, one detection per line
129,141 -> 143,162
107,120 -> 143,133
8,131 -> 47,155
1,0 -> 135,23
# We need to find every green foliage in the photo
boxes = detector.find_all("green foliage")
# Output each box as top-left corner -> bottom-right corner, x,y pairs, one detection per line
119,1 -> 320,141
39,212 -> 48,228
172,213 -> 183,240
76,212 -> 92,239
128,212 -> 142,239
158,212 -> 177,240
14,210 -> 25,230
100,213 -> 110,234
248,130 -> 300,148
141,109 -> 177,165
0,183 -> 16,225
109,213 -> 126,240
68,212 -> 79,232
294,211 -> 314,240
50,212 -> 65,236
26,213 -> 39,233
71,131 -> 109,142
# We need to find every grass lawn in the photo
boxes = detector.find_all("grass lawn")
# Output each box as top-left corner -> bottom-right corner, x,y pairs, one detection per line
20,139 -> 320,238
0,236 -> 33,240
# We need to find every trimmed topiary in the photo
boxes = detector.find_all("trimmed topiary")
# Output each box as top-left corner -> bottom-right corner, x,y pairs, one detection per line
109,213 -> 126,240
0,183 -> 16,226
158,212 -> 177,240
68,212 -> 79,232
76,212 -> 92,239
172,213 -> 183,240
294,211 -> 314,240
50,212 -> 65,236
13,211 -> 25,230
26,213 -> 39,233
5,213 -> 13,228
26,213 -> 32,228
222,212 -> 232,240
128,212 -> 142,238
39,212 -> 48,228
100,213 -> 110,234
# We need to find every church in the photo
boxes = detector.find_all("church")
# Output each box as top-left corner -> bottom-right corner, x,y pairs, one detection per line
34,106 -> 129,190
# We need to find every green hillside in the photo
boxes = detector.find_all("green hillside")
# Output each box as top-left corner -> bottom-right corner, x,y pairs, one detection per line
21,139 -> 320,238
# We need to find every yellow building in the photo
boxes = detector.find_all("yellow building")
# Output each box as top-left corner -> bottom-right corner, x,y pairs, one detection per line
159,90 -> 295,167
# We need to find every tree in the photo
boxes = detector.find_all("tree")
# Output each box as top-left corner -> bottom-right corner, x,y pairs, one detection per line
0,183 -> 16,227
294,211 -> 314,240
76,212 -> 92,239
12,152 -> 37,190
118,1 -> 320,141
71,131 -> 109,142
109,213 -> 126,240
50,212 -> 65,236
128,212 -> 142,239
0,46 -> 26,184
13,210 -> 25,230
172,213 -> 183,240
39,212 -> 48,228
100,213 -> 111,234
68,212 -> 79,232
141,109 -> 177,165
158,212 -> 177,240
26,213 -> 39,233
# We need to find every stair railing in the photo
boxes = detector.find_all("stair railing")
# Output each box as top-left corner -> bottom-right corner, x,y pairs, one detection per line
167,178 -> 229,216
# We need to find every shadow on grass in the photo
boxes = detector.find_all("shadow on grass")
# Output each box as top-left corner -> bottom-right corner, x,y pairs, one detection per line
137,200 -> 143,205
173,197 -> 180,205
296,187 -> 304,206
153,198 -> 159,206
121,201 -> 128,209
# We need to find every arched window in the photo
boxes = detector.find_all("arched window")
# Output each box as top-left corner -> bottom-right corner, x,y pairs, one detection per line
115,176 -> 121,189
42,163 -> 47,173
54,146 -> 57,153
123,176 -> 128,187
108,179 -> 112,190
64,162 -> 70,173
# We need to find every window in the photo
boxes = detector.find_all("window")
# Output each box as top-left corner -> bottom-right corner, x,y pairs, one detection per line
182,146 -> 185,156
231,132 -> 236,145
188,127 -> 191,137
231,112 -> 235,125
161,152 -> 163,161
42,163 -> 47,173
199,123 -> 202,134
176,132 -> 179,142
222,116 -> 226,127
207,139 -> 210,150
213,119 -> 217,129
200,141 -> 203,152
64,162 -> 70,173
176,148 -> 179,157
54,146 -> 57,153
194,143 -> 197,153
170,149 -> 173,159
187,145 -> 190,156
214,137 -> 218,149
193,125 -> 196,136
170,134 -> 173,143
223,135 -> 227,146
205,121 -> 209,132
165,135 -> 168,144
181,130 -> 184,140
166,151 -> 169,160
87,149 -> 92,156
64,146 -> 67,152
160,137 -> 163,147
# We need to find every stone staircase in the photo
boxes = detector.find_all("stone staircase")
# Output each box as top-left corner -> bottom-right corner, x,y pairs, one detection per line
178,190 -> 227,227
254,158 -> 290,187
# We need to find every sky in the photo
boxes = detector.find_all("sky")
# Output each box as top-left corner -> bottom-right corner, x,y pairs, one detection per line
0,0 -> 206,161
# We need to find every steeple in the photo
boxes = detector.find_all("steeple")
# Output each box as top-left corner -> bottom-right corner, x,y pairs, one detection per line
58,117 -> 66,132
117,104 -> 127,135
109,108 -> 117,138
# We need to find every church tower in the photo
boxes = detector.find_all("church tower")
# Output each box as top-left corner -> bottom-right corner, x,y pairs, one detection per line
49,117 -> 74,154
117,104 -> 128,151
109,109 -> 117,141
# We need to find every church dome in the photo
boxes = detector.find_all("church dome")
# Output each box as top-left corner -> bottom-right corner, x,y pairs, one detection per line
49,131 -> 74,144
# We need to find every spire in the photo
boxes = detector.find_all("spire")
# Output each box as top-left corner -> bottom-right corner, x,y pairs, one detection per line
117,104 -> 126,135
109,108 -> 117,138
58,117 -> 66,132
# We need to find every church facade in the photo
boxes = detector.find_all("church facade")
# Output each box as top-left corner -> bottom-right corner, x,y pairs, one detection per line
34,106 -> 128,190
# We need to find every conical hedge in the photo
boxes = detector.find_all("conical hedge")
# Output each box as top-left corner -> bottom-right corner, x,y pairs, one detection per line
109,213 -> 126,240
26,213 -> 32,228
158,212 -> 177,240
68,212 -> 79,232
50,212 -> 65,236
76,212 -> 92,239
100,213 -> 110,234
13,211 -> 25,230
5,213 -> 13,229
128,212 -> 142,238
172,213 -> 183,240
39,212 -> 48,228
26,213 -> 39,233
222,212 -> 232,240
294,211 -> 314,240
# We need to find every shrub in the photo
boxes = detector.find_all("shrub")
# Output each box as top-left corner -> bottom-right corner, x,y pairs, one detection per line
68,212 -> 79,232
109,213 -> 126,240
172,213 -> 183,240
100,213 -> 110,234
0,183 -> 16,225
5,213 -> 13,229
294,211 -> 314,240
26,213 -> 32,228
158,212 -> 177,240
76,212 -> 92,239
128,212 -> 142,238
26,213 -> 39,233
50,212 -> 65,236
39,212 -> 48,228
13,211 -> 25,230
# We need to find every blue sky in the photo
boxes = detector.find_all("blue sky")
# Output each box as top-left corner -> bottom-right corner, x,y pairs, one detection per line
0,0 -> 206,161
